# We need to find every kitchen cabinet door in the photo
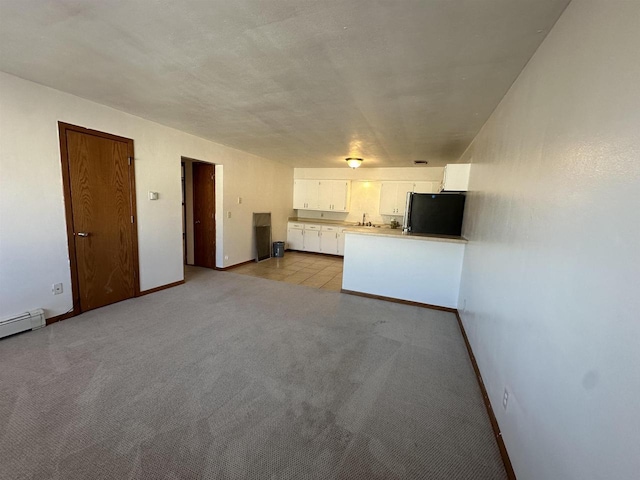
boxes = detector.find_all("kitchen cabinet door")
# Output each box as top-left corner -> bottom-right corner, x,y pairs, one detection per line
320,226 -> 339,254
293,180 -> 307,209
293,179 -> 321,209
316,181 -> 351,212
413,181 -> 438,194
287,227 -> 304,251
306,181 -> 320,209
331,181 -> 351,212
380,182 -> 413,215
442,164 -> 471,191
317,181 -> 333,211
337,231 -> 345,256
303,229 -> 321,252
379,182 -> 398,215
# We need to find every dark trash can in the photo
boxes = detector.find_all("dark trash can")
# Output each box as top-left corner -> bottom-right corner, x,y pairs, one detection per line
273,241 -> 285,258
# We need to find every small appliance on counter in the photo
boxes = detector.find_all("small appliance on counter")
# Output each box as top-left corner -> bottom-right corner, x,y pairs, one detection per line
403,192 -> 466,236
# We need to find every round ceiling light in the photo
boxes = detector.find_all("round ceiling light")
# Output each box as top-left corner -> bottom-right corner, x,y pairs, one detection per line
346,157 -> 363,169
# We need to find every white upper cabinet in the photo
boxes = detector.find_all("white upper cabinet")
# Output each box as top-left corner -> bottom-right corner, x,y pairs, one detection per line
379,182 -> 414,216
413,181 -> 439,194
295,180 -> 351,212
441,164 -> 471,191
319,180 -> 351,212
293,180 -> 307,209
293,179 -> 320,209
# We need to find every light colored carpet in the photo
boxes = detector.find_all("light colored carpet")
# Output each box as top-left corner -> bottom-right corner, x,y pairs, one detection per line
0,267 -> 506,479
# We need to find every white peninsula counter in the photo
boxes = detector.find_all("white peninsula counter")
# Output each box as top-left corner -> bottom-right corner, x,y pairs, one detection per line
341,228 -> 467,309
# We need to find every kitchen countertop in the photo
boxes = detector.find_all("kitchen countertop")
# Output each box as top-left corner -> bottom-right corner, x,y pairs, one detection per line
343,227 -> 468,244
288,217 -> 356,226
288,217 -> 389,228
288,217 -> 466,243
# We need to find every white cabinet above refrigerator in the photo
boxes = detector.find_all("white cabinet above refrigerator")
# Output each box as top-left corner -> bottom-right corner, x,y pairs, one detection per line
441,164 -> 471,192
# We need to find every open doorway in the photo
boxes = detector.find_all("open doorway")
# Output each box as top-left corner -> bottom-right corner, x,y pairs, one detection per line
181,157 -> 216,269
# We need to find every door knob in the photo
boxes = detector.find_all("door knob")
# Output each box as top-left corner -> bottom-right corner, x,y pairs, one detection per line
195,220 -> 201,224
77,232 -> 90,237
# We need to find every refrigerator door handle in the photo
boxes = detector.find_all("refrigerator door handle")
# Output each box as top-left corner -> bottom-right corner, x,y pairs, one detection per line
403,192 -> 412,232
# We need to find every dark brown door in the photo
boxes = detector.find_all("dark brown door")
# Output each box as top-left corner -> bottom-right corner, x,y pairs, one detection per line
59,123 -> 139,313
193,162 -> 215,268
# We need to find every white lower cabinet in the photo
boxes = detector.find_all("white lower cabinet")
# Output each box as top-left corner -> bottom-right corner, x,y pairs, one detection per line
337,231 -> 345,256
320,226 -> 341,255
287,223 -> 345,256
304,228 -> 321,252
287,226 -> 304,251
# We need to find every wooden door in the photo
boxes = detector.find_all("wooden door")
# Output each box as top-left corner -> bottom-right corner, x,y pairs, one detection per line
192,162 -> 215,268
59,123 -> 139,313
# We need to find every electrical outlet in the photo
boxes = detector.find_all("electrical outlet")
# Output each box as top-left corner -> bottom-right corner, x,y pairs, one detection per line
503,389 -> 509,409
224,255 -> 229,260
52,283 -> 63,295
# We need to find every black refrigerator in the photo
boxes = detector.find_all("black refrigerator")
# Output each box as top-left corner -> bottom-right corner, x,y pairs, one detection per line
403,193 -> 466,236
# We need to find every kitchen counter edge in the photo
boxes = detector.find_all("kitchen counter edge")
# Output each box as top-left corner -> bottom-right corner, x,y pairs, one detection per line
343,228 -> 468,244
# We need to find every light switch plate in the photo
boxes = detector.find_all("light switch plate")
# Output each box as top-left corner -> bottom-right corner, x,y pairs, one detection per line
148,191 -> 159,200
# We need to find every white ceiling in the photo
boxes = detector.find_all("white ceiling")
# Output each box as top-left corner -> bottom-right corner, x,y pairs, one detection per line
0,0 -> 569,168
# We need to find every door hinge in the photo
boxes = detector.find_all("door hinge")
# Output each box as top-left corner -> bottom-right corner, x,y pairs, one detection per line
128,157 -> 133,165
131,215 -> 134,223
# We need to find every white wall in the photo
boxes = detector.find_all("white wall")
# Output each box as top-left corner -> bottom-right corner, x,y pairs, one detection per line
0,72 -> 293,319
294,167 -> 444,224
457,2 -> 640,479
343,233 -> 465,309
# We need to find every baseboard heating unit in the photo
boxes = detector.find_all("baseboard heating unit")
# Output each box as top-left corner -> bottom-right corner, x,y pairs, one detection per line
0,309 -> 45,339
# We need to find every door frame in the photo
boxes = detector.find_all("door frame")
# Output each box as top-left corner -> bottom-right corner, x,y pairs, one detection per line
58,122 -> 141,318
191,160 -> 216,269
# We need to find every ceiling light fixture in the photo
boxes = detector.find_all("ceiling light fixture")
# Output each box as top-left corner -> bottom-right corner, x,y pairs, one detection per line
346,157 -> 363,169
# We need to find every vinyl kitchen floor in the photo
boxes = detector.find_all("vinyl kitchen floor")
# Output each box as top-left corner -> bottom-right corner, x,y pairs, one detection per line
230,251 -> 343,291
